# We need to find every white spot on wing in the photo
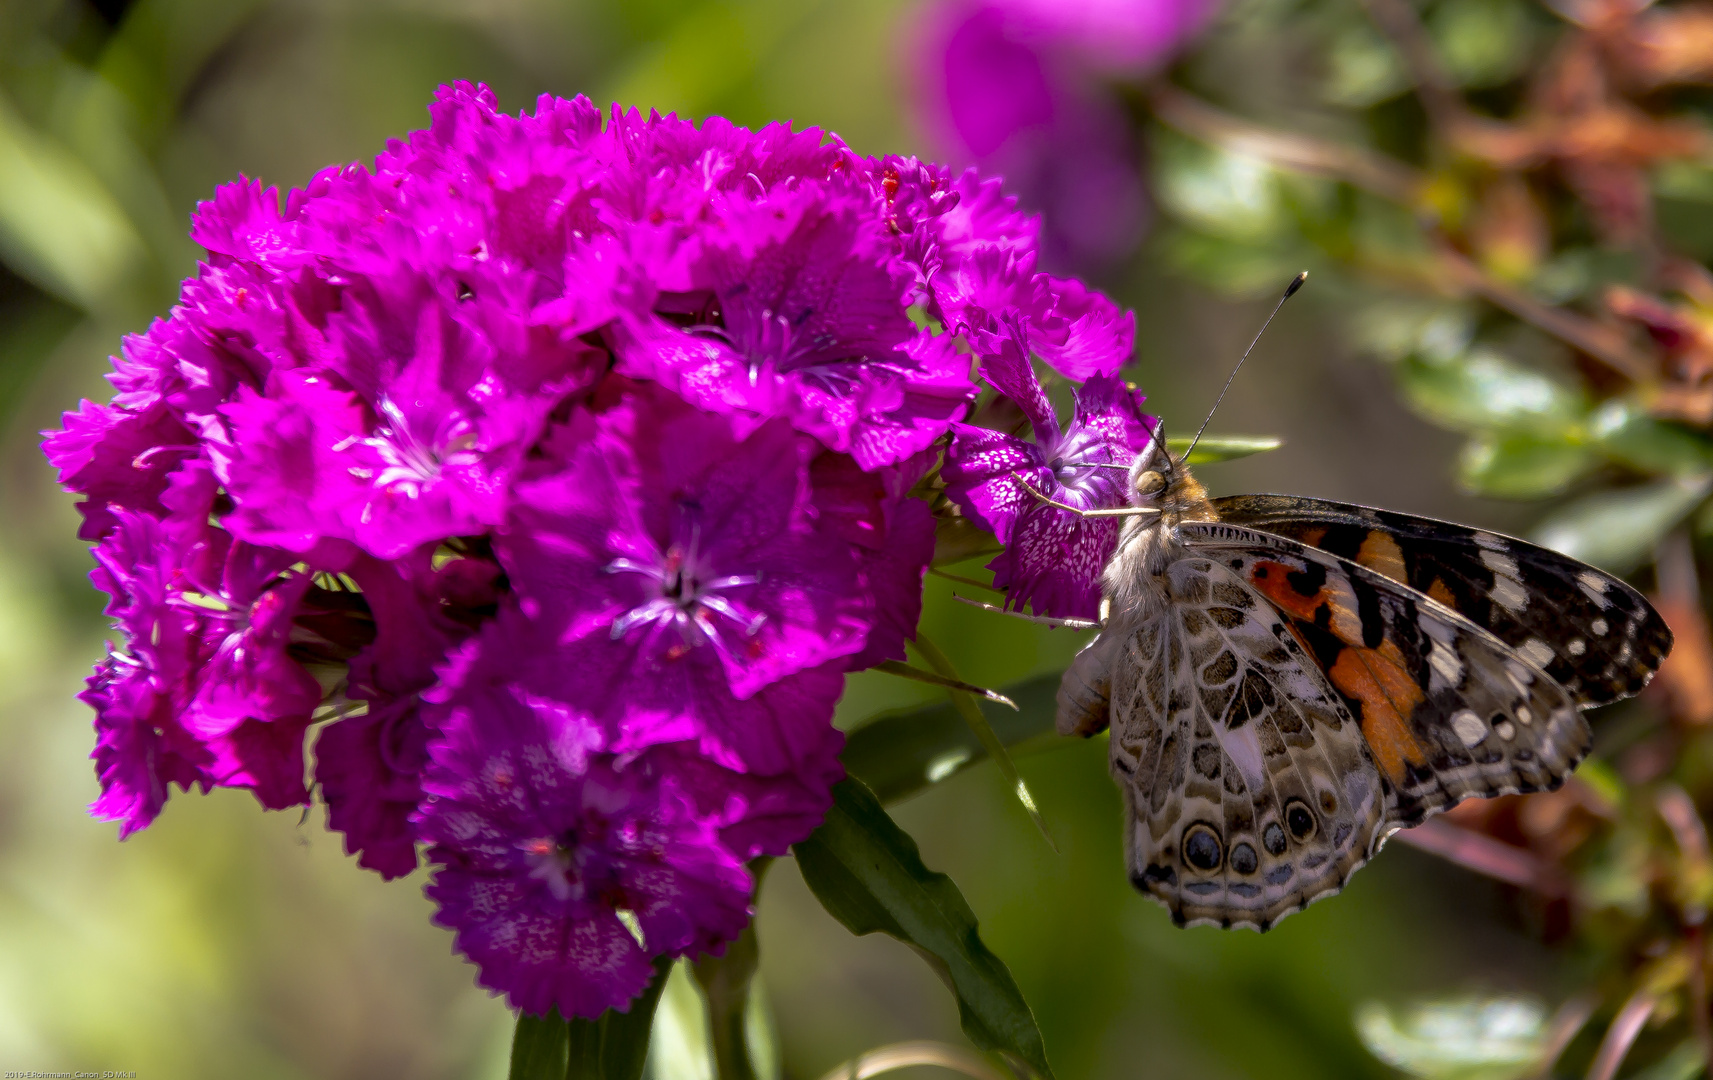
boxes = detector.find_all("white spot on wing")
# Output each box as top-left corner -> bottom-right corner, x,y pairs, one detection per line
1489,575 -> 1529,613
1518,638 -> 1555,670
1591,617 -> 1609,636
1578,570 -> 1611,607
1426,639 -> 1464,689
1474,533 -> 1507,552
1568,638 -> 1586,657
1450,709 -> 1486,747
1480,549 -> 1528,612
1480,549 -> 1519,577
1495,720 -> 1516,740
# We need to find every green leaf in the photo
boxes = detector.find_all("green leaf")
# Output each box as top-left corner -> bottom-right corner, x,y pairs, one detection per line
1397,349 -> 1585,435
1159,227 -> 1302,297
912,635 -> 1054,848
510,957 -> 672,1080
1323,23 -> 1409,106
1591,401 -> 1713,477
1153,134 -> 1288,243
793,778 -> 1055,1080
1427,0 -> 1534,88
0,90 -> 146,311
1355,996 -> 1550,1080
1166,435 -> 1285,464
1626,1037 -> 1706,1080
1457,433 -> 1594,498
647,962 -> 715,1080
843,674 -> 1064,805
1531,475 -> 1713,574
647,961 -> 779,1080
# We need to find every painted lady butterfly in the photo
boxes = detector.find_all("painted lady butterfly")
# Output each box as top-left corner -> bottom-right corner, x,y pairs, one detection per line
1053,434 -> 1672,930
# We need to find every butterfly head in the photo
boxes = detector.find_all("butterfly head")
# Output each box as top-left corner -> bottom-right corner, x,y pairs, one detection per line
1127,426 -> 1214,525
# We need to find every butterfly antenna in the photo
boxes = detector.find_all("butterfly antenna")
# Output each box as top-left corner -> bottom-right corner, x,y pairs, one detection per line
1182,271 -> 1308,464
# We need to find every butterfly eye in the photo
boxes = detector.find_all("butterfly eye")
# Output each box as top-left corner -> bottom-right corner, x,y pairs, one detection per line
1134,470 -> 1167,496
1183,824 -> 1224,872
1285,798 -> 1317,840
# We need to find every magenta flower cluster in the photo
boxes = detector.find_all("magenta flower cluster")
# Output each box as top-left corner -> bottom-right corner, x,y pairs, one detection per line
44,83 -> 1150,1018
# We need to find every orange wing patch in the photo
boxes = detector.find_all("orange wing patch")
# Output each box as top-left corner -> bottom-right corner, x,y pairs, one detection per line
1329,640 -> 1428,786
1425,577 -> 1457,608
1247,560 -> 1366,646
1354,530 -> 1408,586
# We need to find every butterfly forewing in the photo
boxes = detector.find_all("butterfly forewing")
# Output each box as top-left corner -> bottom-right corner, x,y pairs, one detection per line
1103,554 -> 1385,929
1212,495 -> 1671,707
1180,521 -> 1592,827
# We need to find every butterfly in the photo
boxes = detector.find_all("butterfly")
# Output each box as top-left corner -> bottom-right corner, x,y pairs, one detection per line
1051,433 -> 1672,931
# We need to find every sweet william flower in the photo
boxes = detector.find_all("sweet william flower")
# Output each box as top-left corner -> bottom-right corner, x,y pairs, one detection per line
418,699 -> 752,1019
84,508 -> 319,834
611,180 -> 977,470
942,323 -> 1157,618
40,79 -> 1160,1018
438,379 -> 872,778
316,553 -> 490,880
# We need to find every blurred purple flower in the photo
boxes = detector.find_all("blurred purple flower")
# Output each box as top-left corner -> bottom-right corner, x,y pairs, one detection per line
913,0 -> 1216,270
942,323 -> 1156,617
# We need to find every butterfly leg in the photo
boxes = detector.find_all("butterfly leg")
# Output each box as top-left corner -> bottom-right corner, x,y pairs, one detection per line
953,594 -> 1101,630
1015,475 -> 1160,519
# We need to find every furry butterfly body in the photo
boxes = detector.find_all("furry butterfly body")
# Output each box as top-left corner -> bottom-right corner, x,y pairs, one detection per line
1054,440 -> 1672,930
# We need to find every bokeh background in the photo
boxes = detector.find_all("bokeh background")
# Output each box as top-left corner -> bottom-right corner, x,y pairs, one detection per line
0,1 -> 1680,1078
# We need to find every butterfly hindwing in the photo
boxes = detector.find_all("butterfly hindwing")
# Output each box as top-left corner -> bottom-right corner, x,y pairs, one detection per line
1180,520 -> 1592,827
1104,554 -> 1385,929
1211,495 -> 1671,707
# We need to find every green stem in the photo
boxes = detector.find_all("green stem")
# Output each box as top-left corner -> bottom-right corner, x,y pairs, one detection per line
911,633 -> 1056,850
692,858 -> 773,1080
693,923 -> 761,1080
